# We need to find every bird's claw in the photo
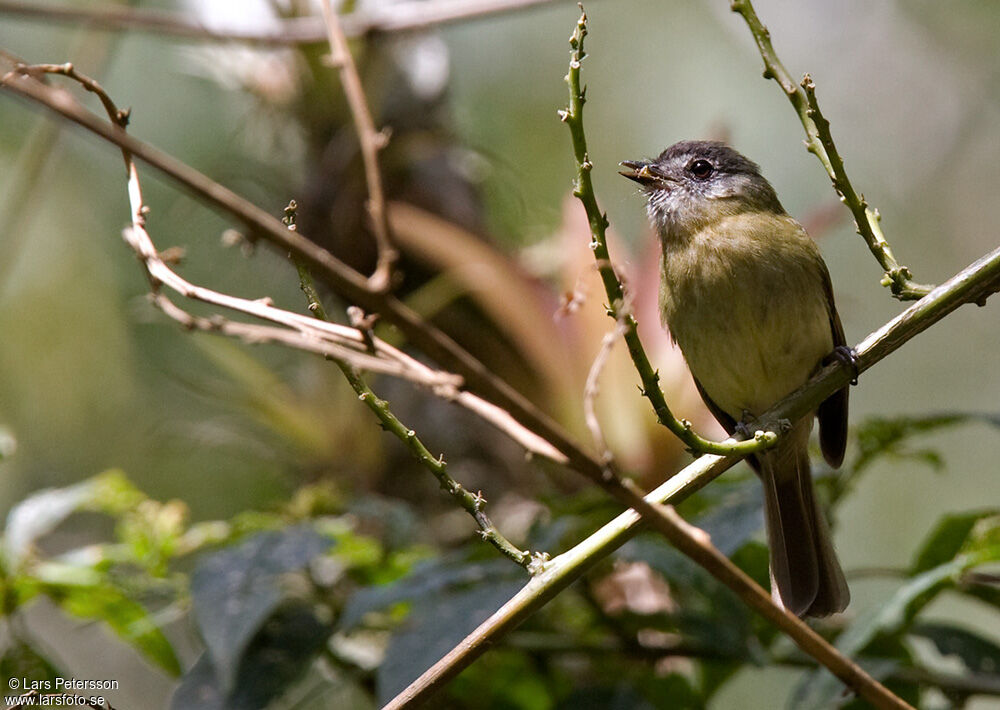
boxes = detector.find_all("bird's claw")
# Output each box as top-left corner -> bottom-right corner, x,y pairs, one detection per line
734,410 -> 757,440
827,345 -> 860,385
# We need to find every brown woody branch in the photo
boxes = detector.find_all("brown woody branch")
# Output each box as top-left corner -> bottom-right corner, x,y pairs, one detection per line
319,1 -> 397,292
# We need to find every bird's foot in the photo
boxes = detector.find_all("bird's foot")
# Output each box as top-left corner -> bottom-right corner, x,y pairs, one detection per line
826,345 -> 860,385
734,409 -> 758,440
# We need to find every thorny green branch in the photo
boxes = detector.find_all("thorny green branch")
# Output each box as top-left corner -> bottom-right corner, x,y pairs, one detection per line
289,215 -> 536,569
730,0 -> 932,300
560,8 -> 777,458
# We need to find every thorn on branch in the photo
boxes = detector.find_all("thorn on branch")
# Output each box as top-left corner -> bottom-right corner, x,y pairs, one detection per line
527,552 -> 550,575
347,305 -> 380,353
282,199 -> 298,230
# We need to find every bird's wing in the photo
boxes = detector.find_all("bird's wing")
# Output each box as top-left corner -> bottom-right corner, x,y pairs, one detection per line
817,262 -> 849,468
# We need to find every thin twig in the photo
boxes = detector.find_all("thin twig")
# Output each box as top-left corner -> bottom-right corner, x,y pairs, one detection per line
0,63 -> 569,464
559,13 -> 777,459
295,260 -> 537,568
0,58 -> 596,483
320,1 -> 397,293
730,0 -> 932,300
583,320 -> 626,464
0,0 -> 562,46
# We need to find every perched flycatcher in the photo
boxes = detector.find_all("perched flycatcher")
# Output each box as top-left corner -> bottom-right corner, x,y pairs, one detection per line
621,140 -> 850,617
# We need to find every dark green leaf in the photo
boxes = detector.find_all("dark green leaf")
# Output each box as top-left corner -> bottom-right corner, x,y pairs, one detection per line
910,622 -> 1000,675
0,642 -> 60,687
190,525 -> 333,693
557,685 -> 659,710
339,558 -> 521,631
376,576 -> 525,704
693,480 -> 763,557
172,602 -> 330,710
618,535 -> 759,684
268,662 -> 375,710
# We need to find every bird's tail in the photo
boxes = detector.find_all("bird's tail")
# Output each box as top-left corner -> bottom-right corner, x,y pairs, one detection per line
758,420 -> 849,618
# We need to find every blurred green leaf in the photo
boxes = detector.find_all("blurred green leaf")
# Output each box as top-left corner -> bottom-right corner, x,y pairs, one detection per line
117,499 -> 190,576
31,560 -> 102,587
44,581 -> 181,675
447,649 -> 556,710
852,413 -> 1000,478
911,510 -> 1000,574
3,470 -> 145,570
796,544 -> 1000,709
190,525 -> 333,693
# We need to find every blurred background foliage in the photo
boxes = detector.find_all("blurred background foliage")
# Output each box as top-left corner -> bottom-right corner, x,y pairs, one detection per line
1,0 -> 1000,708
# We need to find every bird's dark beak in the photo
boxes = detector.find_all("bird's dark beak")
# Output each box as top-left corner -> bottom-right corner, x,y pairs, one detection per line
619,159 -> 667,186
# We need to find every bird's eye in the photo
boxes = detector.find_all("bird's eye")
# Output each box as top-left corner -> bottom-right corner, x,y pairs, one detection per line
688,159 -> 713,180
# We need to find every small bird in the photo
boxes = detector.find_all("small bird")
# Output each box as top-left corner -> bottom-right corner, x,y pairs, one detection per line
620,140 -> 850,617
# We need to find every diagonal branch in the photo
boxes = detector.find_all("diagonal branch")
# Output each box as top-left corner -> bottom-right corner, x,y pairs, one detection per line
319,1 -> 397,292
383,236 -> 1000,708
